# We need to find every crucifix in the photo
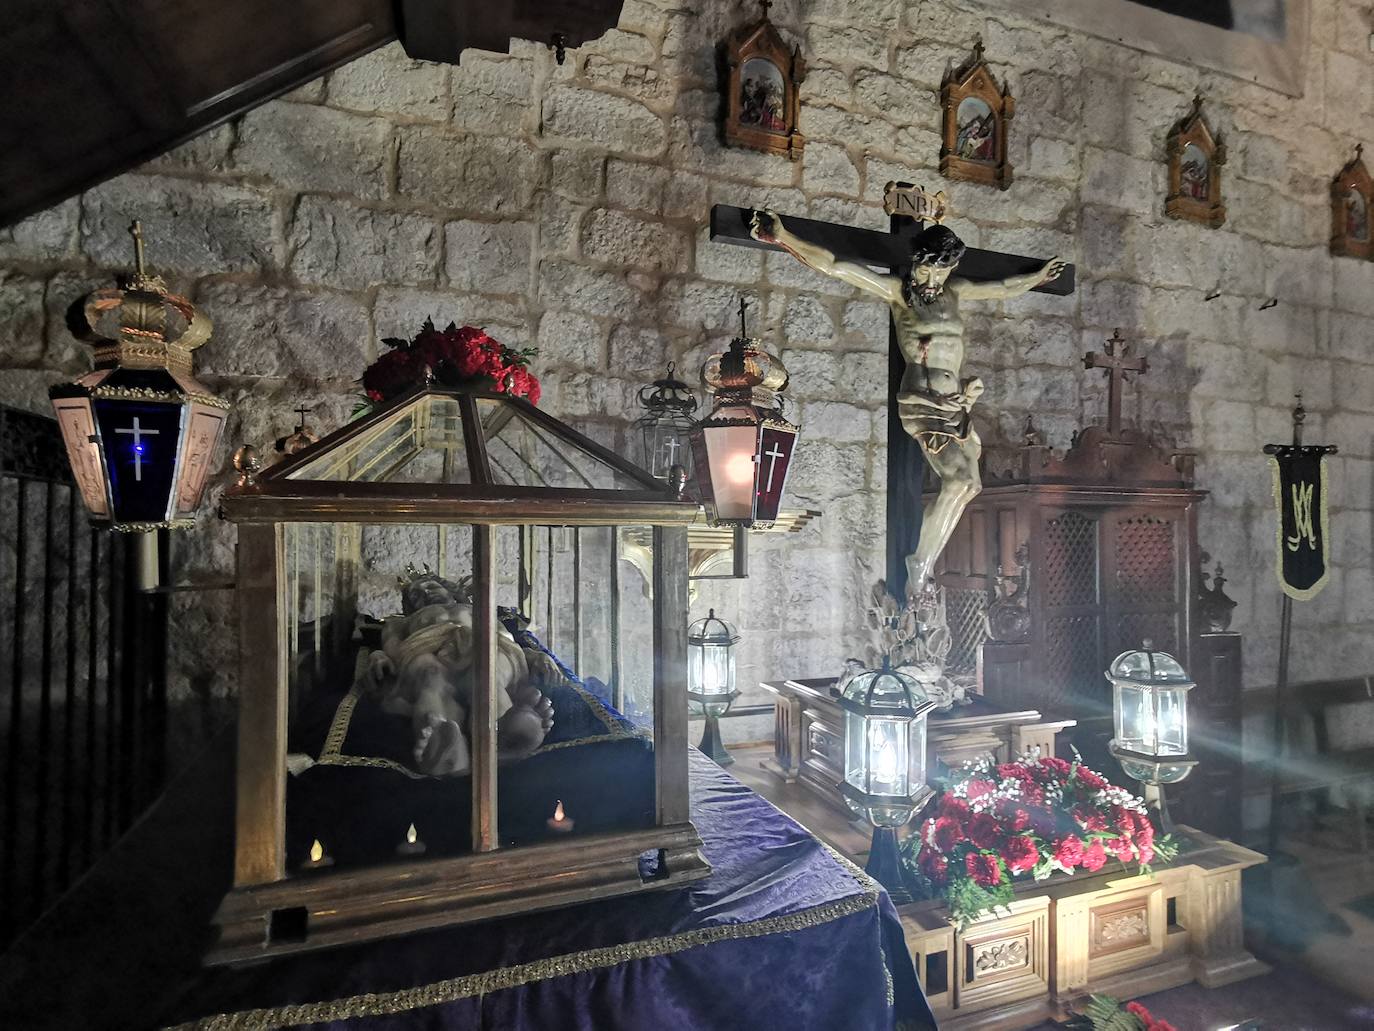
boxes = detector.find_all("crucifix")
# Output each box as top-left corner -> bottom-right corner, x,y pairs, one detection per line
1084,328 -> 1147,437
115,416 -> 159,481
710,185 -> 1075,601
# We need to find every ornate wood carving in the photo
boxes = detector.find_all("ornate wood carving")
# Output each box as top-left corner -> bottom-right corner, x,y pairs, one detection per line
723,1 -> 807,160
1165,95 -> 1226,228
940,39 -> 1015,190
1330,144 -> 1374,260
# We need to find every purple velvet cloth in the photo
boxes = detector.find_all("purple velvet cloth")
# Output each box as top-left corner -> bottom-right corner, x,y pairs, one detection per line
162,752 -> 936,1030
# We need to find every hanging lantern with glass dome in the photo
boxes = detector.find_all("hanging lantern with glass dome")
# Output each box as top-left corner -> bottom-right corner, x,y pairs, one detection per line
635,362 -> 698,481
1106,639 -> 1198,831
838,660 -> 936,902
48,220 -> 228,533
691,303 -> 799,529
687,609 -> 740,766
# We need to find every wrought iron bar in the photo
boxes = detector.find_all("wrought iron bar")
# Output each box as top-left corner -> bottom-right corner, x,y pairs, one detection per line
60,487 -> 77,891
2,477 -> 26,939
83,527 -> 99,869
33,481 -> 55,906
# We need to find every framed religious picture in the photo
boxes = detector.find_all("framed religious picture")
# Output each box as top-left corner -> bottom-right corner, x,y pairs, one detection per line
940,40 -> 1014,190
1165,95 -> 1226,227
723,1 -> 806,160
1330,145 -> 1373,260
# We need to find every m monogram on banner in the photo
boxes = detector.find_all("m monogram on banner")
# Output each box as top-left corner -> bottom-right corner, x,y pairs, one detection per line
1263,397 -> 1338,601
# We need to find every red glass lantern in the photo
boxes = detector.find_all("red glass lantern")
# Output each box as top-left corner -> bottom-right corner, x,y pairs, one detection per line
691,335 -> 798,529
48,222 -> 228,531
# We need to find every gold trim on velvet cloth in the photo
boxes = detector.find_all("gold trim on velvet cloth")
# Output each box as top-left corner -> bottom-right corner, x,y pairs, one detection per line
164,889 -> 882,1031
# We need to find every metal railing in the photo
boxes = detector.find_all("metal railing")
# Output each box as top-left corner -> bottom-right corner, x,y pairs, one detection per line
0,405 -> 167,951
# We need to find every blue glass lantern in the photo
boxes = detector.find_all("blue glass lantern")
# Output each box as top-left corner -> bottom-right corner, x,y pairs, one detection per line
49,222 -> 228,531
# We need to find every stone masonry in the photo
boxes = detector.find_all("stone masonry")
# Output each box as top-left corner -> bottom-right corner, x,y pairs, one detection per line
0,1 -> 1371,756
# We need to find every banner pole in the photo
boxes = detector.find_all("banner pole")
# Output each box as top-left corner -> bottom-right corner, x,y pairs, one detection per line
1267,398 -> 1303,857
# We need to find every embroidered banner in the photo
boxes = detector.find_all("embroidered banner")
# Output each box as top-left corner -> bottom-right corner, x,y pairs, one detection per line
1265,445 -> 1335,600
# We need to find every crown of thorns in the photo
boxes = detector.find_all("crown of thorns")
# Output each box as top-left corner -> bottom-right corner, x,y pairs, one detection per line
910,224 -> 966,269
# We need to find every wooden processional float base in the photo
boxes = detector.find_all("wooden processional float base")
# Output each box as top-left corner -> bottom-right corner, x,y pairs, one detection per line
899,827 -> 1269,1030
208,823 -> 710,966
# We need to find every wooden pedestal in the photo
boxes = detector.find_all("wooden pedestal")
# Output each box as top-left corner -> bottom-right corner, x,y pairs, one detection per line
758,678 -> 1074,810
899,828 -> 1269,1029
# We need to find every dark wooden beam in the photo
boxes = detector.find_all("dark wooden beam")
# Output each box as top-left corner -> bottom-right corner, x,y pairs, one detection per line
709,204 -> 1076,295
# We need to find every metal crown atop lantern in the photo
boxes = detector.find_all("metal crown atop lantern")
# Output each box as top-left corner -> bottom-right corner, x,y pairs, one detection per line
691,299 -> 799,529
49,221 -> 230,531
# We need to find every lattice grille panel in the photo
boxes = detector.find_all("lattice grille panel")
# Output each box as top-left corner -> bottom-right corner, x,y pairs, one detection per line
1114,516 -> 1176,607
1113,613 -> 1177,657
1044,615 -> 1100,708
945,587 -> 989,675
1043,511 -> 1099,608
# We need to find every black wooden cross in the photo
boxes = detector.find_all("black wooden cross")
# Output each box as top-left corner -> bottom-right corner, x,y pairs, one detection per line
710,195 -> 1076,599
1083,329 -> 1147,437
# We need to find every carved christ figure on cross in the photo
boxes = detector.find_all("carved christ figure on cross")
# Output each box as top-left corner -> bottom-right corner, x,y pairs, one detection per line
750,209 -> 1065,601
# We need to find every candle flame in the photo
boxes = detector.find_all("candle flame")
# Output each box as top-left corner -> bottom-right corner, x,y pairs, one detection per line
553,800 -> 565,822
406,823 -> 417,845
309,839 -> 324,863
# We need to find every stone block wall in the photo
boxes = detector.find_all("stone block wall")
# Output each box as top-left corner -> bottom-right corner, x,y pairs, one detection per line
1,0 -> 1371,741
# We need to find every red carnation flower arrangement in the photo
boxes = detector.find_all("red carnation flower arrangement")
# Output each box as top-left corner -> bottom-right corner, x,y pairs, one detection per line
1067,994 -> 1177,1031
358,319 -> 540,410
905,753 -> 1178,929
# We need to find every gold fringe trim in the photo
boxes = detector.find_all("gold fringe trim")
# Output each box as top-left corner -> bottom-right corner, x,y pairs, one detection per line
165,889 -> 880,1031
1267,453 -> 1333,601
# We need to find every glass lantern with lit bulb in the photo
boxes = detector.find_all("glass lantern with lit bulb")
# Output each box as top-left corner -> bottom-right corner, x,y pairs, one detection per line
48,221 -> 229,535
838,660 -> 936,902
687,609 -> 740,765
635,362 -> 698,481
1106,640 -> 1199,832
691,313 -> 798,529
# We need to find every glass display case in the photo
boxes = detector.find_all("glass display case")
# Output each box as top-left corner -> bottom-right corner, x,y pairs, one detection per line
211,387 -> 709,964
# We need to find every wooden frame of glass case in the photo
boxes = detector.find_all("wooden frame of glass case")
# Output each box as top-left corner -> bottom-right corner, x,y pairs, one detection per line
209,387 -> 709,965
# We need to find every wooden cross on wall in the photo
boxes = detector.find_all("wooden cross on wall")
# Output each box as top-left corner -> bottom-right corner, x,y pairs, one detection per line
1083,329 -> 1147,437
710,196 -> 1076,598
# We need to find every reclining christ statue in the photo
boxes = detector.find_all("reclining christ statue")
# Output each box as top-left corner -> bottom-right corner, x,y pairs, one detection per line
367,569 -> 559,776
750,209 -> 1065,603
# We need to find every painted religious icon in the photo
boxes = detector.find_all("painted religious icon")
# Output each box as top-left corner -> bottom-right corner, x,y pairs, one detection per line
955,97 -> 996,162
1165,95 -> 1226,227
940,40 -> 1014,189
1347,190 -> 1369,241
723,2 -> 806,160
1179,143 -> 1209,200
739,57 -> 787,133
1331,145 -> 1374,260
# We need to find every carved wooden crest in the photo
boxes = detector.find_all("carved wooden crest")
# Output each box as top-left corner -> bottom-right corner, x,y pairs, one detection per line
1330,144 -> 1373,260
723,1 -> 806,161
940,40 -> 1014,191
1165,96 -> 1226,228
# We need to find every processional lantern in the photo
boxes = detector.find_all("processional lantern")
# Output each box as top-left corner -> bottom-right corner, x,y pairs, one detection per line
48,221 -> 228,532
691,302 -> 798,529
839,661 -> 936,902
686,609 -> 740,766
635,362 -> 698,480
1106,640 -> 1198,832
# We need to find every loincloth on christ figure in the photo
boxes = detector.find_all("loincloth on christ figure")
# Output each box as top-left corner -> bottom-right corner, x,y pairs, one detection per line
897,377 -> 984,456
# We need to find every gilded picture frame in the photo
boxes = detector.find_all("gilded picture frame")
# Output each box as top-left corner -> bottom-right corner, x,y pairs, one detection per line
723,5 -> 806,161
1165,96 -> 1226,228
1330,145 -> 1373,261
940,40 -> 1014,191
